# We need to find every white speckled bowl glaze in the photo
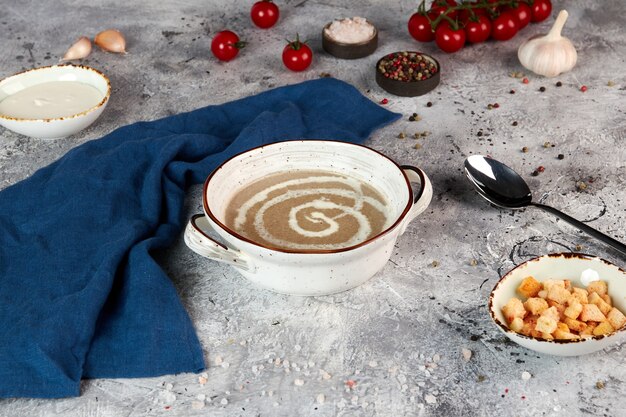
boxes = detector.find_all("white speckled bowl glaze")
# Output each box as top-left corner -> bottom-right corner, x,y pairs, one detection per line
184,140 -> 433,296
490,253 -> 626,356
0,64 -> 110,139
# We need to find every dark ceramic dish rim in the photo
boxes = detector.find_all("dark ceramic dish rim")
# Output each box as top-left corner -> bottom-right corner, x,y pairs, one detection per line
0,64 -> 111,122
489,252 -> 626,344
202,139 -> 420,255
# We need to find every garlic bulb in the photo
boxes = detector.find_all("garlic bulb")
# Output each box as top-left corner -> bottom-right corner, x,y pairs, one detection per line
94,29 -> 127,54
518,10 -> 577,78
62,36 -> 92,61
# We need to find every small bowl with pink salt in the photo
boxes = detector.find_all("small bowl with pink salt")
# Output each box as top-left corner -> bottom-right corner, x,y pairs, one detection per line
322,17 -> 378,59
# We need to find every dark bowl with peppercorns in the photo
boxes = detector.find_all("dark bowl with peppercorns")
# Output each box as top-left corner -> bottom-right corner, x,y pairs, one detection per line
375,51 -> 440,97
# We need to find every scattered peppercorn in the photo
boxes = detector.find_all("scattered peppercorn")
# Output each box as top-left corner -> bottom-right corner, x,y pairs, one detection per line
596,381 -> 605,389
414,132 -> 421,139
537,166 -> 545,173
512,121 -> 518,126
556,81 -> 562,87
477,131 -> 483,137
470,259 -> 478,266
319,72 -> 332,78
493,103 -> 500,108
557,154 -> 565,160
398,132 -> 406,139
522,146 -> 529,153
607,80 -> 615,87
532,170 -> 539,176
414,143 -> 422,150
539,86 -> 546,92
426,101 -> 433,107
576,181 -> 587,191
477,375 -> 487,382
487,104 -> 493,110
380,98 -> 388,104
543,141 -> 552,148
431,260 -> 440,267
409,115 -> 416,122
575,244 -> 583,251
509,89 -> 515,94
522,77 -> 529,84
580,85 -> 588,92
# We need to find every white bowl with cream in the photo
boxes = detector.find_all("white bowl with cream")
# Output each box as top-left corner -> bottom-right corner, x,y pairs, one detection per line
0,64 -> 110,139
490,253 -> 626,356
184,140 -> 433,296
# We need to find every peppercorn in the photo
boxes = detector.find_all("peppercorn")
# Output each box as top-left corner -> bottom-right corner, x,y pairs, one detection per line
522,146 -> 529,153
414,143 -> 422,150
580,85 -> 588,92
487,104 -> 493,110
409,116 -> 415,122
493,103 -> 500,108
532,170 -> 539,176
431,260 -> 440,267
509,90 -> 515,94
398,132 -> 406,139
380,98 -> 389,104
477,131 -> 483,137
537,166 -> 545,173
607,81 -> 615,87
522,77 -> 529,84
556,81 -> 562,87
543,141 -> 552,148
426,102 -> 433,107
539,86 -> 546,92
469,259 -> 478,266
412,112 -> 418,117
512,121 -> 518,126
557,154 -> 565,160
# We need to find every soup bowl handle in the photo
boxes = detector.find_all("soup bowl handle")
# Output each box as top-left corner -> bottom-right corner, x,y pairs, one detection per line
399,165 -> 433,235
184,214 -> 255,272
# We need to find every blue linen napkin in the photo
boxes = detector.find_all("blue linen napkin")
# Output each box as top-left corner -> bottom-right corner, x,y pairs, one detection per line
0,78 -> 400,398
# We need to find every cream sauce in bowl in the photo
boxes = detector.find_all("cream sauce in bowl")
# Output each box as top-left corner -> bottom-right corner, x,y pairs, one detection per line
0,81 -> 104,119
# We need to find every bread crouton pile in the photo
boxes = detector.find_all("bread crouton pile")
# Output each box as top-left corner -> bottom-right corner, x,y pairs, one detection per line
502,276 -> 626,340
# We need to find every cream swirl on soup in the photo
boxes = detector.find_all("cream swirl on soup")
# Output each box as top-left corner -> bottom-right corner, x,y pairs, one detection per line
224,170 -> 391,251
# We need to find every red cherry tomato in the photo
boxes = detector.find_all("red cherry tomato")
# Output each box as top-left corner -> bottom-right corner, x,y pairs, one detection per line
465,15 -> 492,44
504,2 -> 532,29
211,30 -> 244,61
282,34 -> 312,71
408,13 -> 434,42
491,13 -> 518,41
435,22 -> 466,53
250,0 -> 280,29
429,0 -> 458,20
530,0 -> 552,22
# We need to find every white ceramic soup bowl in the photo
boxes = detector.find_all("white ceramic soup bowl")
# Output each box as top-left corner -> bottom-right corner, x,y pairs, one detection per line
184,140 -> 433,296
490,253 -> 626,356
0,64 -> 110,139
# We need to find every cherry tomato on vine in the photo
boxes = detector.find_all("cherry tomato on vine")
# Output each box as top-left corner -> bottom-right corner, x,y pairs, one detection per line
282,34 -> 312,71
429,0 -> 459,20
211,30 -> 245,61
491,12 -> 518,41
459,4 -> 487,25
530,0 -> 552,23
465,15 -> 492,44
408,12 -> 434,42
504,2 -> 531,29
250,0 -> 280,29
435,22 -> 465,53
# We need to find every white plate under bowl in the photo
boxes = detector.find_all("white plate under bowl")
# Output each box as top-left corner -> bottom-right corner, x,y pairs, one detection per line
0,64 -> 111,139
490,253 -> 626,356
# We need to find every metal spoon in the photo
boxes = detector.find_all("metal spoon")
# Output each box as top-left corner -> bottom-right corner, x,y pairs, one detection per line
464,155 -> 626,256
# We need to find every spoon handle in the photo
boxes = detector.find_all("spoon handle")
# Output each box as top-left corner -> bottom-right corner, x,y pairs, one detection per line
531,203 -> 626,257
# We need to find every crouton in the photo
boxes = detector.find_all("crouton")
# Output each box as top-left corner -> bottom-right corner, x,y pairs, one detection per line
556,322 -> 569,332
607,307 -> 626,330
541,306 -> 560,322
535,315 -> 558,334
580,304 -> 606,322
537,290 -> 548,299
564,280 -> 572,291
547,285 -> 572,305
542,279 -> 565,292
589,292 -> 612,316
520,315 -> 539,336
601,294 -> 612,306
502,297 -> 527,323
517,276 -> 543,298
547,301 -> 566,320
509,317 -> 524,333
587,280 -> 608,296
540,332 -> 554,340
570,287 -> 588,304
592,321 -> 614,336
564,300 -> 583,320
580,323 -> 597,338
524,297 -> 549,315
564,317 -> 587,333
554,329 -> 579,340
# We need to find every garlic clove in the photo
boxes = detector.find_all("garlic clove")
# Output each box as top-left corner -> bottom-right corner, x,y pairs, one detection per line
62,36 -> 92,61
94,29 -> 127,54
518,10 -> 577,78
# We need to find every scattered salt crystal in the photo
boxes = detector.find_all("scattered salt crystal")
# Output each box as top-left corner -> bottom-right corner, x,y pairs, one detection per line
275,358 -> 282,366
165,383 -> 173,391
197,394 -> 206,401
425,394 -> 437,404
294,344 -> 302,352
369,360 -> 378,368
418,365 -> 426,371
433,354 -> 441,363
554,405 -> 562,411
316,393 -> 325,404
191,400 -> 204,410
283,360 -> 290,368
261,390 -> 266,396
351,395 -> 359,404
268,390 -> 274,396
240,340 -> 247,346
410,396 -> 415,402
401,384 -> 408,392
259,364 -> 265,370
225,391 -> 230,395
308,361 -> 315,367
221,362 -> 230,369
461,348 -> 472,362
354,369 -> 361,375
220,398 -> 228,405
162,391 -> 176,404
522,371 -> 532,381
214,356 -> 223,366
294,378 -> 305,386
321,370 -> 332,380
424,370 -> 431,377
198,376 -> 207,385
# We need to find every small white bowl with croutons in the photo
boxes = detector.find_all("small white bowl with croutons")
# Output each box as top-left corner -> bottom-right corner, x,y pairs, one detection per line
490,253 -> 626,356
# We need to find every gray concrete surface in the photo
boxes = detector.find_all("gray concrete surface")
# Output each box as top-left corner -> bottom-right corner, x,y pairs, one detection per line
1,0 -> 625,416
